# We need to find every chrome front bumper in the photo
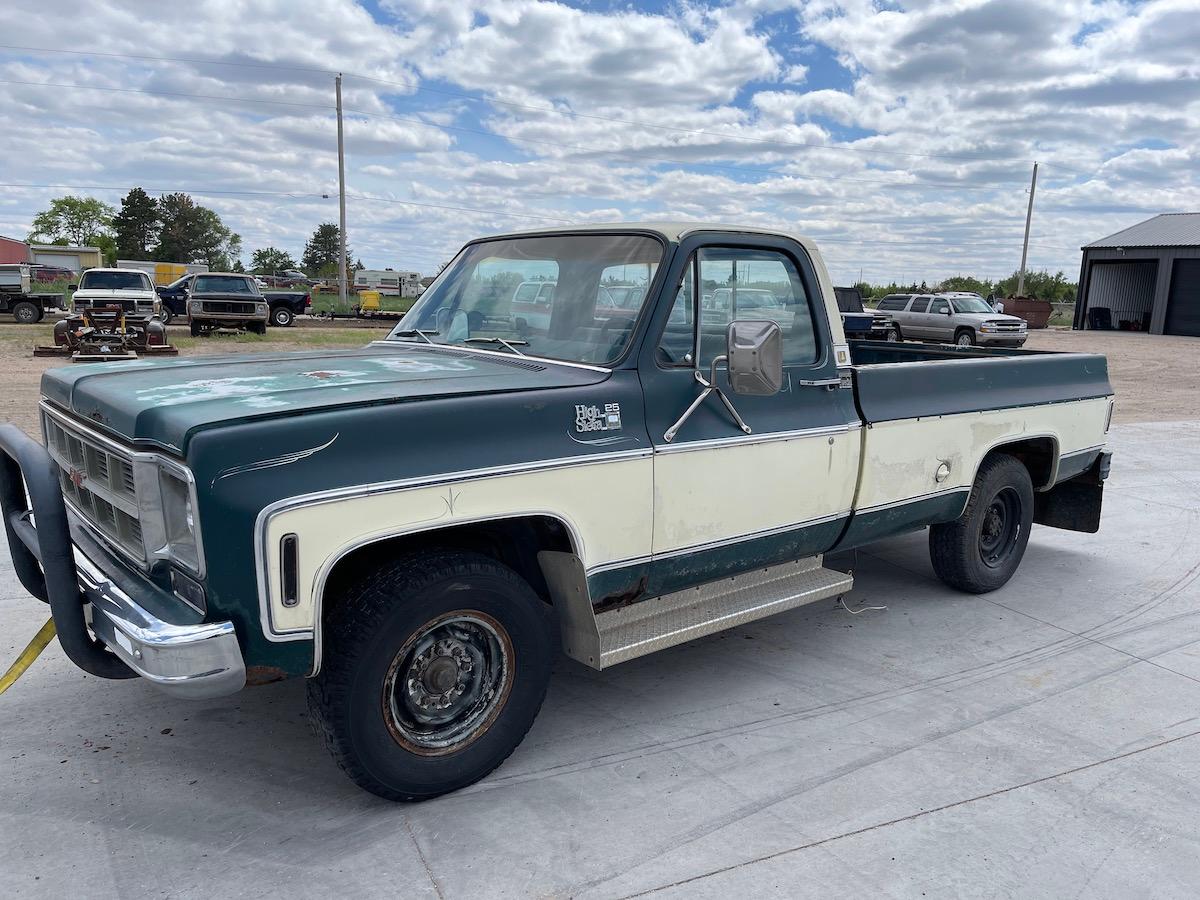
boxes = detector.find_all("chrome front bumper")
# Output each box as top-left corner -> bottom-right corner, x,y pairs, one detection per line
976,331 -> 1027,345
76,549 -> 246,699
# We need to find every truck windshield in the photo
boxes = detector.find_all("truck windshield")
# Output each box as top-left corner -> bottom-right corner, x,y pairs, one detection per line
79,271 -> 152,291
389,233 -> 662,365
193,275 -> 257,294
951,297 -> 994,314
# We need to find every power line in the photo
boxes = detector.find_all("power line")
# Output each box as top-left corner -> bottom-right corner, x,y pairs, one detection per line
0,42 -> 1048,169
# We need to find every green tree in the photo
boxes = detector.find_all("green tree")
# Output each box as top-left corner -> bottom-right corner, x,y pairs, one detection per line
302,222 -> 352,277
937,275 -> 995,296
28,195 -> 115,246
996,269 -> 1075,302
250,246 -> 298,274
155,193 -> 242,269
110,188 -> 159,259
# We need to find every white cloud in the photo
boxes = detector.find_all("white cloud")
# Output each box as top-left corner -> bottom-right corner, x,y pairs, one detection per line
0,0 -> 1196,285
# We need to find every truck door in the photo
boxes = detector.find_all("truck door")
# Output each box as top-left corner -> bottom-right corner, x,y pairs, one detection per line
906,295 -> 932,339
638,234 -> 862,597
927,296 -> 952,341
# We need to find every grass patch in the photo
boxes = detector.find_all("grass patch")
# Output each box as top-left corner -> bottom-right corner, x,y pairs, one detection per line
309,291 -> 414,315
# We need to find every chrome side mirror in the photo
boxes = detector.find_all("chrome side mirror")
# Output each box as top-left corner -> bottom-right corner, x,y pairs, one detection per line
726,319 -> 783,396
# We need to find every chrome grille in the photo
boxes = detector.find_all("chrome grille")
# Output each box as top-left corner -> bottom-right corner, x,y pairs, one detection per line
42,409 -> 145,562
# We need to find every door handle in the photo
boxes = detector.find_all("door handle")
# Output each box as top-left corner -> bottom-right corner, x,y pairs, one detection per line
796,377 -> 841,389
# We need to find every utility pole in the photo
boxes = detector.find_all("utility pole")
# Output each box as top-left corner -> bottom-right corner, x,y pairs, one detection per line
1016,161 -> 1038,297
335,73 -> 348,308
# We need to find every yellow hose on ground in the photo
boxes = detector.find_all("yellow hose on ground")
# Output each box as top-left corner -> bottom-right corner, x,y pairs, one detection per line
0,618 -> 56,696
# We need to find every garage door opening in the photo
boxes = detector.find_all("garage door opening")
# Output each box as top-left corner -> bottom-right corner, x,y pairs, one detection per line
1165,259 -> 1200,337
1082,260 -> 1157,331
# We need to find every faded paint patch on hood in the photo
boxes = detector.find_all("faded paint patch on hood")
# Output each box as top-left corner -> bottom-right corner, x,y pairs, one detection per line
41,344 -> 606,451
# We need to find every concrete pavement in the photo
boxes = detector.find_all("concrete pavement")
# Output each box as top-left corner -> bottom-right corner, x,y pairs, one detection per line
1,420 -> 1199,898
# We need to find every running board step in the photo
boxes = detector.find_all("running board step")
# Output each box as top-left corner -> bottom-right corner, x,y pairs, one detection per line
595,556 -> 852,668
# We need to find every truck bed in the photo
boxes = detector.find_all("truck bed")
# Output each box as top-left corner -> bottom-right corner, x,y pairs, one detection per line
847,339 -> 1113,423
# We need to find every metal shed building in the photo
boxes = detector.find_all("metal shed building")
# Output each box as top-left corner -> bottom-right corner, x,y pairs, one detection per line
1075,213 -> 1200,336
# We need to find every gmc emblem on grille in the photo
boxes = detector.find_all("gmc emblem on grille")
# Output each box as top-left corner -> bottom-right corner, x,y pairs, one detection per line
68,467 -> 86,489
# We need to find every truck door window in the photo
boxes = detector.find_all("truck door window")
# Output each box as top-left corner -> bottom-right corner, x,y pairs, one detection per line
696,248 -> 817,367
930,298 -> 949,314
909,297 -> 930,313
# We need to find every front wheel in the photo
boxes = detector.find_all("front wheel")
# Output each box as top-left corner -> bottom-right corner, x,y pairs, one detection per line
954,328 -> 974,348
888,324 -> 902,342
190,321 -> 203,337
308,551 -> 555,801
929,453 -> 1034,593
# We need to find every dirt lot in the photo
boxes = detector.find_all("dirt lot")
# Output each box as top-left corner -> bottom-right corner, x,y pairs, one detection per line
0,322 -> 1194,438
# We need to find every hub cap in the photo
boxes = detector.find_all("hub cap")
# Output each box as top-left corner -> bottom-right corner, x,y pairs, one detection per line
382,611 -> 513,755
979,487 -> 1022,568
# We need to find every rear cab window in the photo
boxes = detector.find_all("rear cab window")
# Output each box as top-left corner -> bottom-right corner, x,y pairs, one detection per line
78,271 -> 153,291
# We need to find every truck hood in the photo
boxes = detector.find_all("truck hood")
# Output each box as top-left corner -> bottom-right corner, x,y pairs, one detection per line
73,289 -> 157,302
41,343 -> 607,452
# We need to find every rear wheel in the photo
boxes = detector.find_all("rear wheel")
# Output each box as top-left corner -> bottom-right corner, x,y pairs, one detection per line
308,550 -> 555,801
929,453 -> 1034,593
12,300 -> 40,324
270,305 -> 294,327
159,305 -> 174,326
954,328 -> 974,347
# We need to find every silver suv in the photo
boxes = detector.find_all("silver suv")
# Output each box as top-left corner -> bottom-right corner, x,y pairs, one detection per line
875,293 -> 1028,347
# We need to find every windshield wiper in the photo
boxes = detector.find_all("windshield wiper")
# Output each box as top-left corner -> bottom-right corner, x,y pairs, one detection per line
464,337 -> 529,357
392,329 -> 439,345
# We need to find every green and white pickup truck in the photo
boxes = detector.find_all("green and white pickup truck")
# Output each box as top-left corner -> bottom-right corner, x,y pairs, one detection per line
0,223 -> 1114,800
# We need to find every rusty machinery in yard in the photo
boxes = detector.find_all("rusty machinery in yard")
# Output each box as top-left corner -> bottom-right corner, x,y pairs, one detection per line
34,305 -> 178,363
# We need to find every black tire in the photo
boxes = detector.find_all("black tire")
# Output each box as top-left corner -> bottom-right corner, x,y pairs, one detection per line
12,300 -> 40,324
190,321 -> 203,337
159,305 -> 174,326
954,328 -> 975,348
929,453 -> 1034,594
250,321 -> 268,335
308,550 -> 556,801
889,324 -> 902,342
270,305 -> 294,327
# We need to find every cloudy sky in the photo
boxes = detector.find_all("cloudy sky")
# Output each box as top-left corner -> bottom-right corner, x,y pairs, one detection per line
0,0 -> 1196,284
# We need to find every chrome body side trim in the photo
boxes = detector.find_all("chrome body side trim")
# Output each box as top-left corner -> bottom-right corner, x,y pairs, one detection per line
585,508 -> 852,576
854,487 -> 970,515
75,548 -> 245,699
652,422 -> 859,455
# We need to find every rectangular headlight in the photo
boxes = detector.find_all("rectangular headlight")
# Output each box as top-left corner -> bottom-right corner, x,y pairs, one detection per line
158,467 -> 200,573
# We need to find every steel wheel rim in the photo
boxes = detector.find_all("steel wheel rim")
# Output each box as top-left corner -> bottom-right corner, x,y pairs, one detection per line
979,486 -> 1021,568
382,610 -> 513,756
957,333 -> 971,346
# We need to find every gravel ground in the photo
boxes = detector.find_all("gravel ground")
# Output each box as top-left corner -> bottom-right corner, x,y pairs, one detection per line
0,323 -> 1194,437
